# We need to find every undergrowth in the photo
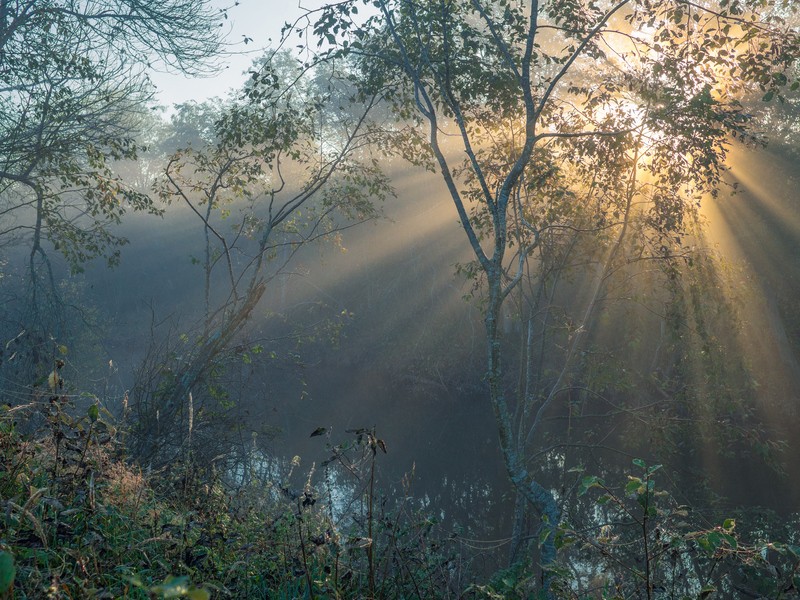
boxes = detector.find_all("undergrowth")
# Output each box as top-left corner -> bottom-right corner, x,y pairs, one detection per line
0,390 -> 465,599
2,386 -> 799,599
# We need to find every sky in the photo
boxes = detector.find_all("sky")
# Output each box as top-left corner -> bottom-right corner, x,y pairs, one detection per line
148,0 -> 328,109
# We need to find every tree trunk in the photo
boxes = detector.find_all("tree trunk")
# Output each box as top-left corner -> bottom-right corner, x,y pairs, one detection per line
485,275 -> 559,597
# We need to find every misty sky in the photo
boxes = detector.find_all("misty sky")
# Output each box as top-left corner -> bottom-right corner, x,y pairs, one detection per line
149,0 -> 329,108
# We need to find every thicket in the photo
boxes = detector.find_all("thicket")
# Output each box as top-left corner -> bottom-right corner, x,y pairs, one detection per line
2,387 -> 799,599
0,391 -> 467,599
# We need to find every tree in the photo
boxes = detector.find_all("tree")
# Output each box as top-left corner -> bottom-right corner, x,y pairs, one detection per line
0,0 -> 225,392
301,0 -> 799,593
130,53 -> 393,466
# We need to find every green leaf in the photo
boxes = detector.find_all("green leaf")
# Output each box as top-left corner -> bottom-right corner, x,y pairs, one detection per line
152,575 -> 190,598
721,533 -> 737,550
632,458 -> 646,469
187,588 -> 211,600
762,90 -> 775,102
0,550 -> 15,593
578,475 -> 602,496
88,404 -> 99,422
539,528 -> 552,545
625,477 -> 642,495
58,344 -> 68,355
703,531 -> 722,552
699,585 -> 716,598
555,532 -> 576,550
722,518 -> 735,531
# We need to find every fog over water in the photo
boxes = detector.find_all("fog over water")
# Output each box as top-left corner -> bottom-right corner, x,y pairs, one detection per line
2,134 -> 798,544
35,141 -> 793,530
66,159 -> 508,534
